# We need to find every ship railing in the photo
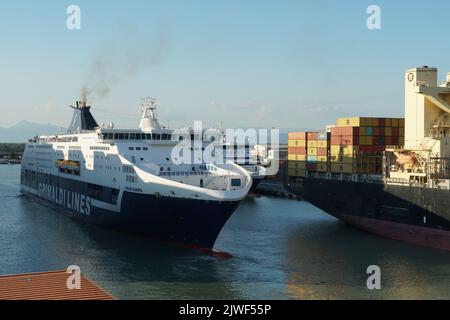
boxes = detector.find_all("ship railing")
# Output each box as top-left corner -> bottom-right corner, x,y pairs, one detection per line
385,177 -> 427,188
306,171 -> 384,184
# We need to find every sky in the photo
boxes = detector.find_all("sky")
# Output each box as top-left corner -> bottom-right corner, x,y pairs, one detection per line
1,0 -> 450,130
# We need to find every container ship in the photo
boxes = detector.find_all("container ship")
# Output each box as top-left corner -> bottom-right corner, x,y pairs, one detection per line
20,98 -> 252,251
286,66 -> 450,251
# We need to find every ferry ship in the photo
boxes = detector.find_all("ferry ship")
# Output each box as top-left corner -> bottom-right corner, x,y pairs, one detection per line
20,98 -> 252,250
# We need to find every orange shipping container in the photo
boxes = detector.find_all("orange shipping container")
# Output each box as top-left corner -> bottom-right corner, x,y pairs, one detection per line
307,132 -> 318,140
288,132 -> 307,140
288,147 -> 307,155
332,126 -> 359,136
317,148 -> 328,156
331,135 -> 359,146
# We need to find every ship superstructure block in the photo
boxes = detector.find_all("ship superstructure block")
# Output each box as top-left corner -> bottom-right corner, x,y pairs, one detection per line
404,67 -> 450,156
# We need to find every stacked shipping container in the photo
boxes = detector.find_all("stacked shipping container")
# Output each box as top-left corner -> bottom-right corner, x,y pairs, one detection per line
288,131 -> 330,177
288,132 -> 308,177
331,117 -> 404,174
288,117 -> 405,177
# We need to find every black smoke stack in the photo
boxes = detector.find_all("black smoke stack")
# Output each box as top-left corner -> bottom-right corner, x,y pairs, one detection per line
68,99 -> 99,132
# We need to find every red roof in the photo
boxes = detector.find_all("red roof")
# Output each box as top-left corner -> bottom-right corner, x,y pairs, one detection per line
0,270 -> 116,300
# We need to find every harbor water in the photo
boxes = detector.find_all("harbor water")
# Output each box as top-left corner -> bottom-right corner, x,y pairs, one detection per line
1,165 -> 449,299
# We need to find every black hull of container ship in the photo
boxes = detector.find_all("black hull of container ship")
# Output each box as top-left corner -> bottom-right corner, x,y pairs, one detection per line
250,176 -> 263,193
287,178 -> 450,251
20,172 -> 240,251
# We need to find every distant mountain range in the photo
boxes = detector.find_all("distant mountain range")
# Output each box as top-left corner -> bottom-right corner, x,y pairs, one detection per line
0,121 -> 311,144
0,121 -> 63,143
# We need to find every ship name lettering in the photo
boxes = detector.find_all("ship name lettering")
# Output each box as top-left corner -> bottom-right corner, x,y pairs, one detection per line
38,183 -> 91,216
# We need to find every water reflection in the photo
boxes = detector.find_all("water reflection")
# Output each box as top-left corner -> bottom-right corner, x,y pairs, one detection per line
284,205 -> 450,299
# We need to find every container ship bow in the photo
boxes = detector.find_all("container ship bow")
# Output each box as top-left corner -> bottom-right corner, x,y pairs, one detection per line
287,67 -> 450,251
20,98 -> 252,251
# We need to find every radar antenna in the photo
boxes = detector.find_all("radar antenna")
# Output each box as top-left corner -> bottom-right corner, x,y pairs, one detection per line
139,96 -> 161,131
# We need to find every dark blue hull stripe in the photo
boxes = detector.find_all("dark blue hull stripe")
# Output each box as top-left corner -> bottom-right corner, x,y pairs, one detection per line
21,175 -> 241,249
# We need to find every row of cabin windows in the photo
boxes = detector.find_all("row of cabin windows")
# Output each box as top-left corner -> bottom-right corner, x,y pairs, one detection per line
128,147 -> 149,151
90,146 -> 110,151
159,165 -> 216,172
126,175 -> 138,183
101,133 -> 172,141
101,133 -> 212,142
160,171 -> 209,177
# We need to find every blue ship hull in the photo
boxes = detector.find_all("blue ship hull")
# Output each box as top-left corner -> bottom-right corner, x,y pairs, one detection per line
20,170 -> 240,250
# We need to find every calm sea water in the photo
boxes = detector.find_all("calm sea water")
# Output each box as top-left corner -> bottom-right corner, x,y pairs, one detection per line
1,165 -> 449,299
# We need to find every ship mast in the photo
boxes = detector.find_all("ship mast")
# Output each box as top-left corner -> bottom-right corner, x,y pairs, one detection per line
139,97 -> 161,132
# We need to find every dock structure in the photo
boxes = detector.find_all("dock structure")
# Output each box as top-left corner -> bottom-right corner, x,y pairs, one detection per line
0,270 -> 116,300
256,180 -> 297,198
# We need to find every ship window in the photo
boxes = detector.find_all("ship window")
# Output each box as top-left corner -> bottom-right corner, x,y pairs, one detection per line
143,147 -> 148,151
129,147 -> 134,151
162,134 -> 168,140
136,134 -> 142,140
130,133 -> 136,140
119,133 -> 124,140
124,133 -> 129,140
114,133 -> 119,139
136,147 -> 141,151
146,134 -> 152,140
231,179 -> 241,187
179,136 -> 184,141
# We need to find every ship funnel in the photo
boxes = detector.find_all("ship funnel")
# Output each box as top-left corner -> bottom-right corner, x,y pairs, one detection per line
77,100 -> 87,109
68,100 -> 99,132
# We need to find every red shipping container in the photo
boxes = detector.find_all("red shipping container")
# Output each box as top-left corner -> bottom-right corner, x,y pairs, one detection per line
317,148 -> 328,156
331,127 -> 359,136
385,136 -> 392,145
307,132 -> 318,140
392,127 -> 399,136
288,147 -> 307,155
379,118 -> 386,127
378,127 -> 385,136
373,127 -> 380,136
331,135 -> 359,146
307,163 -> 317,171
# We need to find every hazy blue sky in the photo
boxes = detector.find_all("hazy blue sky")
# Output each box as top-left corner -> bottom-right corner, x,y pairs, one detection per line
1,0 -> 450,130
